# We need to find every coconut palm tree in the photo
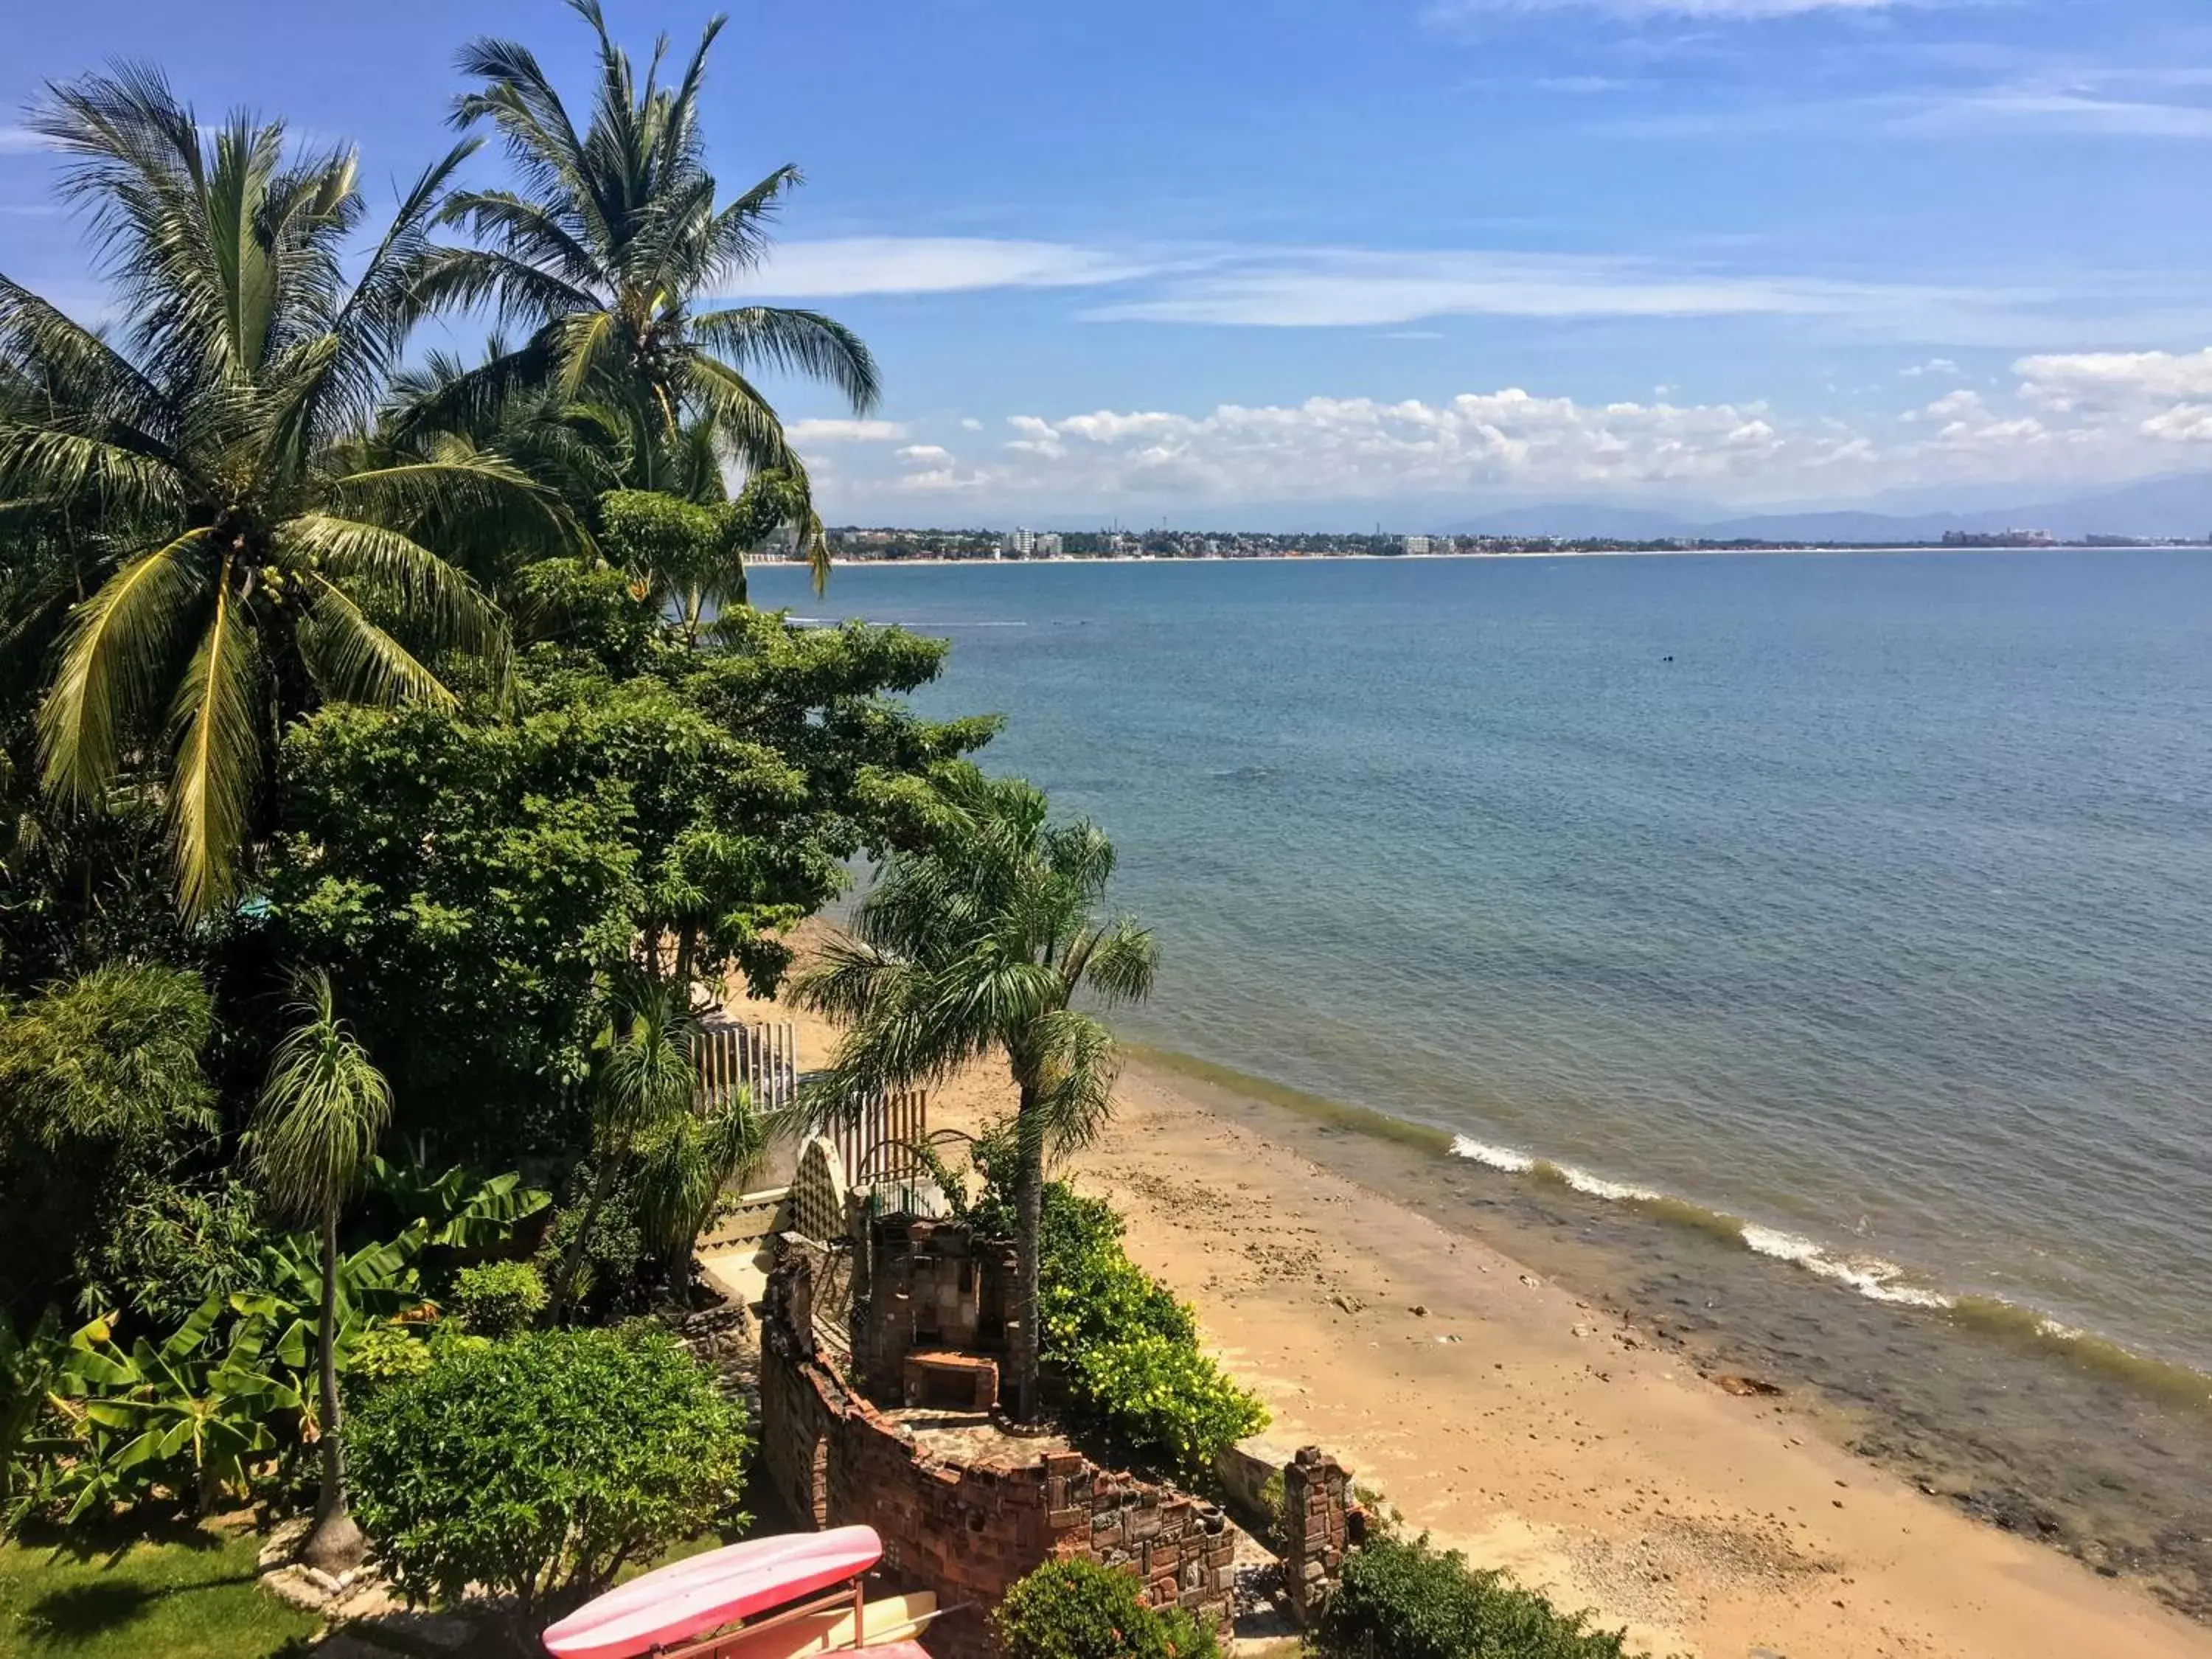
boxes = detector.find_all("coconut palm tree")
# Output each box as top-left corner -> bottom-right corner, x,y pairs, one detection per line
411,0 -> 880,589
793,769 -> 1158,1421
247,970 -> 393,1575
0,66 -> 554,917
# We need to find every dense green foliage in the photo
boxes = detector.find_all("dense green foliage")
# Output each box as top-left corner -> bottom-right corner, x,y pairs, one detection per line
1315,1536 -> 1627,1659
349,1327 -> 748,1630
0,967 -> 220,1312
451,1261 -> 548,1338
1018,1185 -> 1266,1481
995,1559 -> 1220,1659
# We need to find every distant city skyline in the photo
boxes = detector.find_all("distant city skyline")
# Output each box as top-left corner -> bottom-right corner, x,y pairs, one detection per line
7,1 -> 2212,518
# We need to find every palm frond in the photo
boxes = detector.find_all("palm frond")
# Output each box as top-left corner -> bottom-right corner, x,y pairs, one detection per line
37,526 -> 212,802
690,306 -> 880,414
249,969 -> 392,1222
164,557 -> 260,919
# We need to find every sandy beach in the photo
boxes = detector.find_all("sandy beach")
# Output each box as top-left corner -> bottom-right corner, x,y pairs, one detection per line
748,981 -> 2212,1659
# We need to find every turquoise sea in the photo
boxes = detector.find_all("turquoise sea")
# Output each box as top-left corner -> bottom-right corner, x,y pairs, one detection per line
750,549 -> 2212,1605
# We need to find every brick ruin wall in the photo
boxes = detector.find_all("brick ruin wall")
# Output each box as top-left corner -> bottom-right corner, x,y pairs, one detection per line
759,1245 -> 1237,1659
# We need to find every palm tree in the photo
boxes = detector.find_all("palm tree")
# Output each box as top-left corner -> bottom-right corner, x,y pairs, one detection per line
546,975 -> 701,1324
793,769 -> 1158,1420
411,0 -> 880,589
247,970 -> 393,1575
0,67 -> 554,917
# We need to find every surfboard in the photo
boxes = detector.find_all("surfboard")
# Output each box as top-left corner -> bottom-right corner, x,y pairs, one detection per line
712,1590 -> 939,1659
542,1526 -> 884,1659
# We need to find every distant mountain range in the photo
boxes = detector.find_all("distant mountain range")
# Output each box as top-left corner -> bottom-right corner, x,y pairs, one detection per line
1447,473 -> 2212,543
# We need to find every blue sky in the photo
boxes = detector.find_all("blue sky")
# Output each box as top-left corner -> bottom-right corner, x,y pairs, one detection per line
7,0 -> 2212,525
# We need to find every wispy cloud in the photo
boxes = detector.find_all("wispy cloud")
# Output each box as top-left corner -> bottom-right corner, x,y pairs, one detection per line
786,417 -> 910,443
0,128 -> 46,154
1431,0 -> 1921,18
1082,248 -> 2022,337
740,237 -> 1159,299
1907,88 -> 2212,139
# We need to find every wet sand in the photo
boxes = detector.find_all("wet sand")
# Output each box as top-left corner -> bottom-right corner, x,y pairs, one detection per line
747,985 -> 2212,1658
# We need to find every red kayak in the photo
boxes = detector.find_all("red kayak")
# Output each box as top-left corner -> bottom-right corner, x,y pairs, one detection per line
543,1527 -> 885,1659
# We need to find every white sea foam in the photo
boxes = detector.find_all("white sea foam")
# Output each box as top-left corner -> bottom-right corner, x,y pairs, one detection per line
1740,1225 -> 1955,1310
1557,1165 -> 1665,1203
1449,1139 -> 1958,1310
2038,1317 -> 2087,1343
1450,1135 -> 1534,1173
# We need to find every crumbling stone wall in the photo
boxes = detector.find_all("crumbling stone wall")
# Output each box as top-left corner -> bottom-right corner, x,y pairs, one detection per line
760,1248 -> 1234,1659
853,1215 -> 1020,1403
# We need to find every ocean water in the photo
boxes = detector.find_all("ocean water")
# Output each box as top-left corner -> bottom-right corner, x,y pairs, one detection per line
757,550 -> 2212,1376
750,550 -> 2212,1602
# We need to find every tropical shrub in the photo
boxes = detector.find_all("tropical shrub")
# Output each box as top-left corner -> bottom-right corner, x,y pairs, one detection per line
1066,1332 -> 1267,1485
1313,1536 -> 1627,1659
450,1261 -> 546,1337
995,1559 -> 1220,1659
347,1324 -> 435,1389
349,1328 -> 748,1630
41,1300 -> 300,1520
992,1180 -> 1265,1481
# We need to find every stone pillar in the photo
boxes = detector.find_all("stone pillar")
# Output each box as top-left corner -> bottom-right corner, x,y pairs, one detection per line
767,1235 -> 815,1360
1283,1446 -> 1351,1628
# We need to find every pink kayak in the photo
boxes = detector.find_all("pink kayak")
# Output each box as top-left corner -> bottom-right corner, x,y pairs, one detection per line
543,1527 -> 884,1659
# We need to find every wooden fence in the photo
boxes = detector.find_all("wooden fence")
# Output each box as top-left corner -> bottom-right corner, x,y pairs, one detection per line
697,1019 -> 797,1115
832,1091 -> 929,1186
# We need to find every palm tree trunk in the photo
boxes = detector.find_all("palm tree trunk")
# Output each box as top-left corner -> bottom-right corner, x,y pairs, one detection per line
547,1153 -> 622,1326
299,1208 -> 366,1573
1010,1087 -> 1046,1422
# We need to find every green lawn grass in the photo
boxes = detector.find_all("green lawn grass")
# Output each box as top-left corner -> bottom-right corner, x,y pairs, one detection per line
0,1520 -> 319,1659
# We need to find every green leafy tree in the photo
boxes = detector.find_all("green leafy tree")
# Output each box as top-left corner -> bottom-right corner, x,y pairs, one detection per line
246,971 -> 392,1573
599,479 -> 808,646
0,964 -> 219,1312
349,1326 -> 748,1636
546,976 -> 698,1324
411,0 -> 880,587
0,67 -> 549,916
794,768 -> 1158,1419
265,613 -> 994,1153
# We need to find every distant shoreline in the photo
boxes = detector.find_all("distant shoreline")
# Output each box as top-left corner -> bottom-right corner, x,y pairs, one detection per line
757,544 -> 2212,569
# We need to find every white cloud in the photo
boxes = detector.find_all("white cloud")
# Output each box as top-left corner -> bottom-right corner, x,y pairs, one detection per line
787,417 -> 909,444
1433,0 -> 1916,17
0,128 -> 46,154
740,237 -> 1155,299
2015,347 -> 2212,405
1901,358 -> 1961,379
960,417 -> 985,432
814,347 -> 2212,514
1082,248 -> 2003,334
1910,90 -> 2212,139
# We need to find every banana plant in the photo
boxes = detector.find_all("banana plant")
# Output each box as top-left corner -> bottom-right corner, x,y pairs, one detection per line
1,1307 -> 69,1533
51,1301 -> 299,1517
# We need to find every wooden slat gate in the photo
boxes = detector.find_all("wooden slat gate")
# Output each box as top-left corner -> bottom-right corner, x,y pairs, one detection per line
696,1019 -> 796,1115
832,1090 -> 928,1188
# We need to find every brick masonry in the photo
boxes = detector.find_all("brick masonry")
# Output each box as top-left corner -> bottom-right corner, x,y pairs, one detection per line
1283,1445 -> 1353,1627
760,1245 -> 1240,1659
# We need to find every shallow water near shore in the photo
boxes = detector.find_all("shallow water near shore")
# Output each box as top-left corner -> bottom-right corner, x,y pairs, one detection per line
750,550 -> 2212,1610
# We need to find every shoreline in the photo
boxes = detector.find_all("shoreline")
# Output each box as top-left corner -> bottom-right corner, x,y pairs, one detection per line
746,983 -> 2212,1657
749,545 -> 2212,570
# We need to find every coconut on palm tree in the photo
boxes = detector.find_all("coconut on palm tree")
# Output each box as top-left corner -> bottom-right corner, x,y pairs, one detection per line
0,67 -> 553,917
410,0 -> 880,588
793,768 -> 1158,1420
248,970 -> 393,1575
